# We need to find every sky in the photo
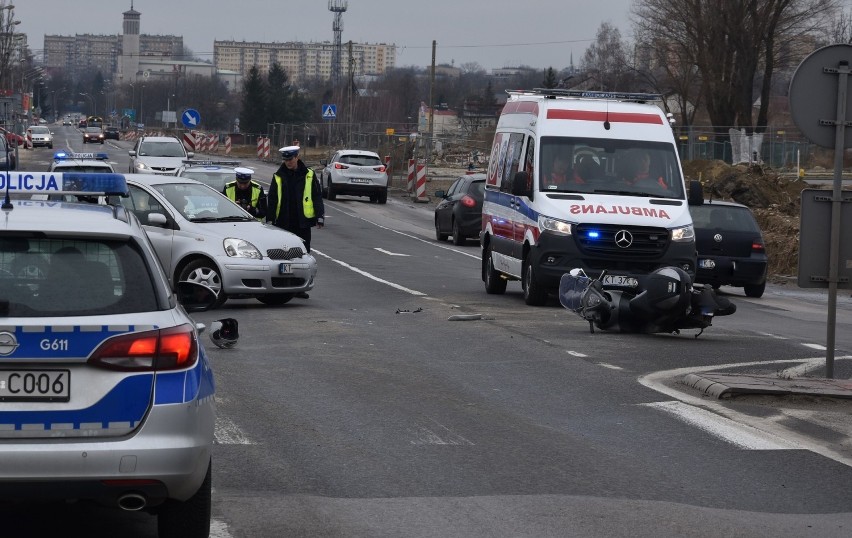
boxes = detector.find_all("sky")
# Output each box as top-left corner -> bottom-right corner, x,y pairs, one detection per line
11,0 -> 637,71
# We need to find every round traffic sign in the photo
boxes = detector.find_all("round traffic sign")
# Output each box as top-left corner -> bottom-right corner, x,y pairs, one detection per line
789,44 -> 852,149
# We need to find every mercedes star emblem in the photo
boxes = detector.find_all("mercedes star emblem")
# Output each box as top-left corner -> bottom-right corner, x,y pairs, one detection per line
614,230 -> 633,248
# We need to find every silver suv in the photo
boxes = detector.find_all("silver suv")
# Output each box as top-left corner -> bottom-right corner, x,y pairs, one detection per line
1,172 -> 218,537
320,149 -> 389,204
129,135 -> 194,175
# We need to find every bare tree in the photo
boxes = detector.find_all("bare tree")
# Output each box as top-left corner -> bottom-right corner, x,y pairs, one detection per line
633,0 -> 839,137
580,22 -> 631,91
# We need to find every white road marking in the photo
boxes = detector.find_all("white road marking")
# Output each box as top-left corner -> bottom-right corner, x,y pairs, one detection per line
754,331 -> 788,340
641,401 -> 797,450
597,362 -> 622,370
313,249 -> 427,296
214,416 -> 255,445
802,343 -> 826,350
779,357 -> 827,378
566,350 -> 587,357
374,247 -> 410,256
209,518 -> 235,538
410,419 -> 474,446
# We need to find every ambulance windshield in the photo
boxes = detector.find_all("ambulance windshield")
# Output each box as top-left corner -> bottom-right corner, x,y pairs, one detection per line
539,137 -> 684,199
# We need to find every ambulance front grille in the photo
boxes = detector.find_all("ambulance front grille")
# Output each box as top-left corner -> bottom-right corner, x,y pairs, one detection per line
574,224 -> 669,257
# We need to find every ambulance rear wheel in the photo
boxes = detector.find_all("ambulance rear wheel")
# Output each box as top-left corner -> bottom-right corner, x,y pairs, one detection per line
522,255 -> 547,306
483,245 -> 507,294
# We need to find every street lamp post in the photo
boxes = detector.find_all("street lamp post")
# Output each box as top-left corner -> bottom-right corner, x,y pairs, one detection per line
79,92 -> 95,117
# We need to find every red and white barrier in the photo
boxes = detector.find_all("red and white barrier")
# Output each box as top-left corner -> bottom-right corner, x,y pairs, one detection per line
224,136 -> 232,155
407,159 -> 416,193
412,163 -> 428,202
208,134 -> 219,154
183,131 -> 196,152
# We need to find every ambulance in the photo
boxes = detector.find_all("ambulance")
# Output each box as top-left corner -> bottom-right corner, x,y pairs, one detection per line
480,89 -> 703,306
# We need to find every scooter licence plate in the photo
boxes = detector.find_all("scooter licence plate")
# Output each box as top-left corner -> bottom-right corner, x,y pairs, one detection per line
602,275 -> 638,288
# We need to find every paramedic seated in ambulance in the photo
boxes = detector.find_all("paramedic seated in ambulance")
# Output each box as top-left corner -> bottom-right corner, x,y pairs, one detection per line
620,150 -> 667,192
574,154 -> 601,183
545,153 -> 583,189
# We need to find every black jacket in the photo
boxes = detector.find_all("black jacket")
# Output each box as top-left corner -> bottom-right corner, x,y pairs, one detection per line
267,159 -> 325,229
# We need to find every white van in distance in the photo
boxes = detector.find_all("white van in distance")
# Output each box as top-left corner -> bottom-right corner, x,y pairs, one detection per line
481,89 -> 703,305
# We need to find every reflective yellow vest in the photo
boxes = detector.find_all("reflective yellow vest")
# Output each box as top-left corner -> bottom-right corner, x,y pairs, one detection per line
224,181 -> 263,220
272,169 -> 315,220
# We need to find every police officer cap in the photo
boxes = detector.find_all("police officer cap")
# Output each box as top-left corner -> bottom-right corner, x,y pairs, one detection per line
279,145 -> 300,159
235,167 -> 254,181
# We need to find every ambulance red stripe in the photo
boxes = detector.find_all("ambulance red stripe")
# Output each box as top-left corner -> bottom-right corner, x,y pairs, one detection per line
546,109 -> 664,124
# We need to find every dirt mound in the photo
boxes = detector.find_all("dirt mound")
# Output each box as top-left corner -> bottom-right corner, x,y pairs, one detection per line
682,160 -> 805,278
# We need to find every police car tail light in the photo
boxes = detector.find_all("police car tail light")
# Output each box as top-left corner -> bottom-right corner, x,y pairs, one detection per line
461,195 -> 476,208
334,163 -> 349,170
88,324 -> 198,371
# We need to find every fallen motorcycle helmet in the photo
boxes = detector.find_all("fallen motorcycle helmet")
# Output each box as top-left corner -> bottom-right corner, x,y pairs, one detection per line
210,318 -> 239,349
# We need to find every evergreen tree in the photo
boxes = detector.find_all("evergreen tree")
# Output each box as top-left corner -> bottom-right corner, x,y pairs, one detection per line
240,65 -> 267,135
542,67 -> 558,89
266,63 -> 293,124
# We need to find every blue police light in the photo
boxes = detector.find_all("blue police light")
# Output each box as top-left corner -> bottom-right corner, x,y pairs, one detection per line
61,173 -> 129,195
53,151 -> 69,161
587,231 -> 600,239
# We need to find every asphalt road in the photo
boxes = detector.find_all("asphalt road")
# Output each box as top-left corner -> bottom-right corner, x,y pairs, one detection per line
7,127 -> 852,537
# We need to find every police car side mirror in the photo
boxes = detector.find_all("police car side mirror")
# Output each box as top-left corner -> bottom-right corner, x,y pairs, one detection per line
128,150 -> 136,157
512,171 -> 531,197
687,180 -> 704,206
176,282 -> 219,312
146,212 -> 168,226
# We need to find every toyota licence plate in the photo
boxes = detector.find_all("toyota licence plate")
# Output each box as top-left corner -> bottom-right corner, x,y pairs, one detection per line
0,369 -> 70,402
602,275 -> 639,288
279,263 -> 292,275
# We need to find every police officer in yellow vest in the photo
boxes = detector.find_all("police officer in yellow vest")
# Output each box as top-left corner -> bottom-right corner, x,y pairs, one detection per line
267,145 -> 324,251
223,167 -> 267,220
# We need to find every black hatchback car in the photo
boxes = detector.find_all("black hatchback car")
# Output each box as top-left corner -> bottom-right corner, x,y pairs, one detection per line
690,200 -> 768,298
104,126 -> 121,140
434,173 -> 486,245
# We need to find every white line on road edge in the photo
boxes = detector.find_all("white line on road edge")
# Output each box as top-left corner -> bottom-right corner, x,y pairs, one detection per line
374,247 -> 410,256
802,343 -> 826,350
326,205 -> 481,259
640,401 -> 796,450
313,249 -> 427,296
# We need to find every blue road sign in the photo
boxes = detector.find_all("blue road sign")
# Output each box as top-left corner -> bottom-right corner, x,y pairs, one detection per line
182,108 -> 201,129
322,104 -> 337,120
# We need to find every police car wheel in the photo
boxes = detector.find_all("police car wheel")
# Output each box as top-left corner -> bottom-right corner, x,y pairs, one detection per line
257,293 -> 294,306
483,245 -> 507,294
157,460 -> 212,538
522,256 -> 547,306
179,259 -> 226,308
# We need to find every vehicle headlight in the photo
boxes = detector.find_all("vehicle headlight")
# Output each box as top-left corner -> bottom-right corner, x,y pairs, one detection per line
538,215 -> 573,235
224,238 -> 262,259
671,224 -> 694,242
134,162 -> 149,170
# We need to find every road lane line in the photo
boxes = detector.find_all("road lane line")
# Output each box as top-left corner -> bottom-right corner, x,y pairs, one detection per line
210,518 -> 235,538
641,401 -> 796,450
313,249 -> 427,296
374,247 -> 410,256
214,416 -> 255,445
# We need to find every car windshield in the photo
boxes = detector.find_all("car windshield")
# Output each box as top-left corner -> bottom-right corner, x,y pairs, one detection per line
30,127 -> 49,134
0,237 -> 158,317
538,136 -> 685,199
138,141 -> 185,157
53,164 -> 113,173
85,127 -> 102,133
154,183 -> 251,221
339,154 -> 381,166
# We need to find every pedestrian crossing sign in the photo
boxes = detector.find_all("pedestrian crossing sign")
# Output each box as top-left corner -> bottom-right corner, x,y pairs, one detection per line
322,104 -> 337,120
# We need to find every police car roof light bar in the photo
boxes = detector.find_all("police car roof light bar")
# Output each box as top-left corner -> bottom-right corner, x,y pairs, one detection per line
508,88 -> 662,103
181,159 -> 241,167
53,152 -> 110,161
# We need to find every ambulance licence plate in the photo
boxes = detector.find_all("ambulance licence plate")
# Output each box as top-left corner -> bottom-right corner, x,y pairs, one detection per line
602,275 -> 638,288
0,369 -> 70,402
279,263 -> 292,275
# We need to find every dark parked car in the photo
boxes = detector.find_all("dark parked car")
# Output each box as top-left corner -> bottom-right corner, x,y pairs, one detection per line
691,200 -> 768,298
104,126 -> 121,140
434,173 -> 486,245
0,135 -> 15,170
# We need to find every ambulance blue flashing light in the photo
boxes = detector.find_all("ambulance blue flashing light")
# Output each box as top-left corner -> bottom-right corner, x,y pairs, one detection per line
0,172 -> 129,196
587,231 -> 600,239
54,151 -> 110,161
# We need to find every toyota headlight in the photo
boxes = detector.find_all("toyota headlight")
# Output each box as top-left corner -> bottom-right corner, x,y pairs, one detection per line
224,238 -> 262,259
134,162 -> 149,171
538,215 -> 573,235
671,224 -> 694,242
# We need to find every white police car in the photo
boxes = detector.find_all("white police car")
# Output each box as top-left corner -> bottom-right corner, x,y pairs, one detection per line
49,151 -> 116,173
0,172 -> 218,537
176,159 -> 243,192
